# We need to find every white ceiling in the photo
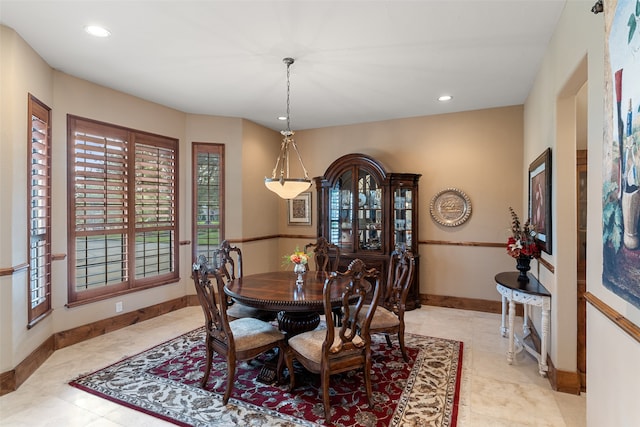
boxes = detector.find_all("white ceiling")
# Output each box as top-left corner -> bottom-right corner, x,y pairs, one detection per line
0,0 -> 567,131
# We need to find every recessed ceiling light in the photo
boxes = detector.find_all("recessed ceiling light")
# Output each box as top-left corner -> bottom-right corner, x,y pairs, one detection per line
278,116 -> 287,121
84,25 -> 111,38
438,95 -> 453,102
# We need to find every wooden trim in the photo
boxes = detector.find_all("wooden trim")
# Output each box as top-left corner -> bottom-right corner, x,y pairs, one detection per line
0,336 -> 55,396
547,357 -> 582,394
51,253 -> 66,261
0,263 -> 29,277
419,293 -> 527,315
0,370 -> 15,396
1,296 -> 200,395
420,240 -> 504,248
57,296 -> 191,348
538,256 -> 555,273
227,234 -> 316,244
585,291 -> 640,344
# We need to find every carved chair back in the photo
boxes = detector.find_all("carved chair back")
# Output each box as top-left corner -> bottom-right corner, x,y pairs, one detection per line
304,236 -> 340,273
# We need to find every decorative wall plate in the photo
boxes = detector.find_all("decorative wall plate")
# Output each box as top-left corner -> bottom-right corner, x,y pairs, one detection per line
429,188 -> 472,227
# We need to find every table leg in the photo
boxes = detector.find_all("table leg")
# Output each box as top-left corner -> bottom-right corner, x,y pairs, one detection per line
277,311 -> 321,336
500,295 -> 508,337
539,305 -> 550,376
507,298 -> 516,364
523,304 -> 531,337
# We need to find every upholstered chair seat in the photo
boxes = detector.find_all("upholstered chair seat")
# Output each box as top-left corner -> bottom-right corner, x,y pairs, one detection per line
229,317 -> 284,351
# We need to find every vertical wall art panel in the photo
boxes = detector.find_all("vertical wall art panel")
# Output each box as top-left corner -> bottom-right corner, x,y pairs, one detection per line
602,0 -> 640,309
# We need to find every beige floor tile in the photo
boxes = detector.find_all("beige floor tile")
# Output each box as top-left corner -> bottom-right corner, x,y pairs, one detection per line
0,305 -> 585,427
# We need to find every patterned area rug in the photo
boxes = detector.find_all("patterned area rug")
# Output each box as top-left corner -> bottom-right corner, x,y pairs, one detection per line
70,328 -> 463,426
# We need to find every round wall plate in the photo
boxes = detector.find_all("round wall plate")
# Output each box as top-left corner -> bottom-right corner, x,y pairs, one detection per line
429,188 -> 472,227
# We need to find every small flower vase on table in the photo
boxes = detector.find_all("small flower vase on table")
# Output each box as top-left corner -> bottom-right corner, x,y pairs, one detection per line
293,262 -> 306,286
507,208 -> 540,283
516,256 -> 532,281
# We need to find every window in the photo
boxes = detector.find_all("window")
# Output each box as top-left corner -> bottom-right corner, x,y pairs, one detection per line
28,94 -> 52,326
192,143 -> 224,261
67,116 -> 179,304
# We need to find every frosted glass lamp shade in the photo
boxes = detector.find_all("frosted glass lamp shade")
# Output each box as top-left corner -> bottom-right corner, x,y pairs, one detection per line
265,178 -> 311,199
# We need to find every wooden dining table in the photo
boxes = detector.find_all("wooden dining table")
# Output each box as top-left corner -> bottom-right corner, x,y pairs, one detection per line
224,270 -> 347,336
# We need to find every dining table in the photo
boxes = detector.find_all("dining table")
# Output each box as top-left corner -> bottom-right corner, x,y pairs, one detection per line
224,270 -> 347,336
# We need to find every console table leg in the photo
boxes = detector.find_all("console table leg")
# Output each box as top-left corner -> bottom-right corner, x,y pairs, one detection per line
523,304 -> 531,337
539,305 -> 550,376
500,295 -> 508,337
507,298 -> 516,364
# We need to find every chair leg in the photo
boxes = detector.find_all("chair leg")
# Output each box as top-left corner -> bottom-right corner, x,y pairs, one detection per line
385,333 -> 393,348
200,341 -> 213,388
364,354 -> 374,407
223,357 -> 236,405
332,307 -> 342,326
321,369 -> 331,423
285,350 -> 296,392
398,327 -> 408,362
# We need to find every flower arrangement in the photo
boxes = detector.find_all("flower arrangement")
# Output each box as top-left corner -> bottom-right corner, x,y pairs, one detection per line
507,207 -> 540,259
282,247 -> 310,267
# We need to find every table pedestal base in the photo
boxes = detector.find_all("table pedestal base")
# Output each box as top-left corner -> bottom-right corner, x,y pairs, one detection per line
277,311 -> 321,336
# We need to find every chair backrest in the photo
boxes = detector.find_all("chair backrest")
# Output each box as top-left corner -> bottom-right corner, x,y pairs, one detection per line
382,247 -> 415,316
322,258 -> 381,356
304,237 -> 341,273
214,240 -> 243,283
192,255 -> 234,352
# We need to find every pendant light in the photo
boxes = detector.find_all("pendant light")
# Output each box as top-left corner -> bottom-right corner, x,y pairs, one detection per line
264,57 -> 311,199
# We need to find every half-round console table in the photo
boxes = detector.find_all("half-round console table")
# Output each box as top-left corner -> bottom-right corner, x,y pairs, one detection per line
495,272 -> 551,377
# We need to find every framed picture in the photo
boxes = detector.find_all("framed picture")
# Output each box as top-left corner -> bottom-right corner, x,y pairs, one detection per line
528,148 -> 552,254
288,192 -> 312,225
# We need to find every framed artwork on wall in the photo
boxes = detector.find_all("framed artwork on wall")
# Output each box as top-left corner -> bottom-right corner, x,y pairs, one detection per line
288,192 -> 312,225
529,148 -> 552,254
602,0 -> 640,310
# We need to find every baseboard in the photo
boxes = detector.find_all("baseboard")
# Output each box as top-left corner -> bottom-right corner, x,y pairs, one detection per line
421,293 -> 581,394
419,293 -> 524,316
0,295 -> 199,396
547,357 -> 582,394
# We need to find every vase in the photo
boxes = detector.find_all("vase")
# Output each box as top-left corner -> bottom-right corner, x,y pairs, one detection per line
293,263 -> 306,285
516,256 -> 531,281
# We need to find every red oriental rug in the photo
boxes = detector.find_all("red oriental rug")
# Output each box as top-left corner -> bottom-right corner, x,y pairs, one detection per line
70,327 -> 463,426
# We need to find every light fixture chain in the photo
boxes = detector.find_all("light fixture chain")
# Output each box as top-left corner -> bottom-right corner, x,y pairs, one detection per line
286,60 -> 291,132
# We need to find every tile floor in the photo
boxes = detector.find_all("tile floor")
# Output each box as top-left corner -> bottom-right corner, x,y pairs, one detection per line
0,305 -> 586,426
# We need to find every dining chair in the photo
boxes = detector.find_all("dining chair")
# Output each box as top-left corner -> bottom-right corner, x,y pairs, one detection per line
215,240 -> 276,321
192,255 -> 293,404
304,236 -> 343,324
357,247 -> 415,362
304,236 -> 340,274
285,258 -> 381,423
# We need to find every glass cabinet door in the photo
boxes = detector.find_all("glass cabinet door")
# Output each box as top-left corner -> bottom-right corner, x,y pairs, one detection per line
393,187 -> 413,248
328,169 -> 353,250
357,169 -> 383,251
327,167 -> 383,252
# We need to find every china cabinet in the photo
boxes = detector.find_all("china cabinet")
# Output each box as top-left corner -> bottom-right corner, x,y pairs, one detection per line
314,153 -> 421,309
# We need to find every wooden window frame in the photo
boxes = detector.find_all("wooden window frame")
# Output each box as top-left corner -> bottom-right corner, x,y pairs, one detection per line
67,115 -> 179,305
27,94 -> 52,327
192,142 -> 225,262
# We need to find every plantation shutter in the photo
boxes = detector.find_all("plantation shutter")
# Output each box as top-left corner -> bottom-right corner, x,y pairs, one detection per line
70,118 -> 130,293
28,95 -> 52,325
134,137 -> 177,279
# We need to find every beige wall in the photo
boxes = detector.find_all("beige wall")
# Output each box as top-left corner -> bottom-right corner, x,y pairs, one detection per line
525,1 -> 640,426
295,107 -> 525,301
0,25 -> 54,372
